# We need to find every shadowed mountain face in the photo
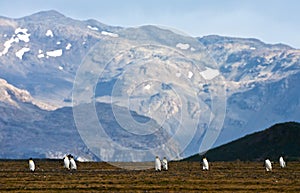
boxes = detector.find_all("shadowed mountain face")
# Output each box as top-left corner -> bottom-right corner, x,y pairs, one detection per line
185,122 -> 300,161
0,78 -> 176,160
0,10 -> 299,160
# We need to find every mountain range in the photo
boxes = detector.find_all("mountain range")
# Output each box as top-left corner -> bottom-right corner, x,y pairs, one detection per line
0,10 -> 299,161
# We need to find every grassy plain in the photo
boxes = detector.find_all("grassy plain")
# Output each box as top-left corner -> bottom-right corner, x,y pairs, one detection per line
1,160 -> 300,192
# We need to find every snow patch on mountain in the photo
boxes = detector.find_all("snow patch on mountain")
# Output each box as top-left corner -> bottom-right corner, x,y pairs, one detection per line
46,49 -> 62,57
101,31 -> 119,37
66,43 -> 72,50
46,29 -> 54,37
87,25 -> 99,31
0,27 -> 30,56
188,71 -> 194,79
37,49 -> 45,58
15,27 -> 30,42
200,67 -> 220,80
144,84 -> 151,90
0,36 -> 18,56
15,47 -> 30,59
176,43 -> 190,50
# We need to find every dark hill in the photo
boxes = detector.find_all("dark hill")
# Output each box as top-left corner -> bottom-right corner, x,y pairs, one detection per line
185,122 -> 300,162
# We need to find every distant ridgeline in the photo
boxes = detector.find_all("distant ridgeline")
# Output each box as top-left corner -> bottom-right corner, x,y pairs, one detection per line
185,122 -> 300,162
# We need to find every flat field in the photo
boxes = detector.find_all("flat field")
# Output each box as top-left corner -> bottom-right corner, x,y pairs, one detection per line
1,160 -> 300,192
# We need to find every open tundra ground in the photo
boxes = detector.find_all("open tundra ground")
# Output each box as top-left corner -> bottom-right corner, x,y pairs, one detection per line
1,160 -> 300,192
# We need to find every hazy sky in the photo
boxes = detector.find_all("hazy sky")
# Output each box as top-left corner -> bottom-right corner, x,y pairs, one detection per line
0,0 -> 299,48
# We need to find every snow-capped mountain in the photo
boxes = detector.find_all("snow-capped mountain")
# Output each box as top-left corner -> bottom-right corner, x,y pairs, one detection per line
0,10 -> 299,160
0,10 -> 121,106
198,35 -> 300,146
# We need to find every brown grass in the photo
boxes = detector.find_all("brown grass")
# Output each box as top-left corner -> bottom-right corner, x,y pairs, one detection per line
1,160 -> 300,192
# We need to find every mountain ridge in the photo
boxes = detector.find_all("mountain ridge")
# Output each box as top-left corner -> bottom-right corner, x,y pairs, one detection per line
199,35 -> 294,49
0,10 -> 299,160
184,122 -> 300,162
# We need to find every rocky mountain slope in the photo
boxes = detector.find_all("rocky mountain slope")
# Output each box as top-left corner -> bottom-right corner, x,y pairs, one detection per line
185,122 -> 300,161
0,78 -> 177,161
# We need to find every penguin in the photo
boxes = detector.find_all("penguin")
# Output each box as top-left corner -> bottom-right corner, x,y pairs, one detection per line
69,155 -> 77,170
162,157 -> 168,171
279,156 -> 286,168
202,156 -> 209,171
63,155 -> 70,170
265,159 -> 272,171
155,156 -> 161,171
28,158 -> 35,172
